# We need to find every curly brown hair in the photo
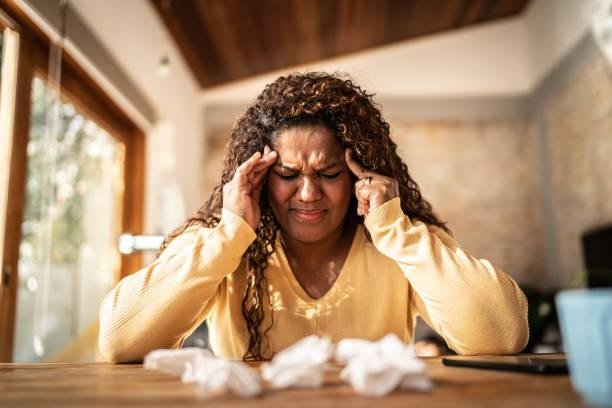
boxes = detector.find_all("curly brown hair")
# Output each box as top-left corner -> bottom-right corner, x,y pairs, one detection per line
160,72 -> 447,360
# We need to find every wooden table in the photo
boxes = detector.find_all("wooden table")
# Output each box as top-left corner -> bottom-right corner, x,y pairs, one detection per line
0,355 -> 583,407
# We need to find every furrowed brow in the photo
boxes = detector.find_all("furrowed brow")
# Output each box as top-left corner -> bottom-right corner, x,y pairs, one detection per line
275,162 -> 342,171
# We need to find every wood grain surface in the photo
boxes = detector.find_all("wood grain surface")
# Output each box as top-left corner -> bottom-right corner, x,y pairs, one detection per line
0,355 -> 582,407
150,0 -> 530,88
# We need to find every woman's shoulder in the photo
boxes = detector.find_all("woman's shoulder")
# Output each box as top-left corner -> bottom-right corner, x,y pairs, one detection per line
159,223 -> 215,257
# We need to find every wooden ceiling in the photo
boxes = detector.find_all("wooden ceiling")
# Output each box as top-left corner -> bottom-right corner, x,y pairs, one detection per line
150,0 -> 530,89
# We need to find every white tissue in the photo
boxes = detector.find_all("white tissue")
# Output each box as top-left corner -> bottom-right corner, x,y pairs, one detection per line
143,334 -> 431,398
182,355 -> 262,398
261,335 -> 334,389
335,338 -> 376,364
143,347 -> 214,376
143,347 -> 262,398
337,334 -> 433,396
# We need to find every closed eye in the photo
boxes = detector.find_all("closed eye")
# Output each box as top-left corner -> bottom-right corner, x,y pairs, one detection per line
275,171 -> 342,180
320,172 -> 342,179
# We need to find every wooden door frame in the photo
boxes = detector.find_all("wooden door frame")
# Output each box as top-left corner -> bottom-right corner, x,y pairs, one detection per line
0,1 -> 145,362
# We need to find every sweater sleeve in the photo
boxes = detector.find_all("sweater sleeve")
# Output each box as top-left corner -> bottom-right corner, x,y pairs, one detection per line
364,198 -> 529,355
98,209 -> 256,363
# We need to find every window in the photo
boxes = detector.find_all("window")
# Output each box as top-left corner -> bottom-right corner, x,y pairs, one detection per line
0,3 -> 144,362
13,77 -> 125,362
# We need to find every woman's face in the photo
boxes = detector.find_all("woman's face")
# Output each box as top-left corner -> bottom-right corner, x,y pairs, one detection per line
266,125 -> 353,244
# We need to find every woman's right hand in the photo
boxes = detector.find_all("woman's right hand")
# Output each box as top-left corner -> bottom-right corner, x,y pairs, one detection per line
222,146 -> 277,230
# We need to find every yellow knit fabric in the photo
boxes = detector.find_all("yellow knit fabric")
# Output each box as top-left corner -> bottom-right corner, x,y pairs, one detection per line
99,198 -> 528,362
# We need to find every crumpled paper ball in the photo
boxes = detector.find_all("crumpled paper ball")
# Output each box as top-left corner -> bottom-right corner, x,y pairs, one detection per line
144,347 -> 262,398
261,335 -> 334,389
337,334 -> 433,396
143,347 -> 213,376
182,354 -> 262,398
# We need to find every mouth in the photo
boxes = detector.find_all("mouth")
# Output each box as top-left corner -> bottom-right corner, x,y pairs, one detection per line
291,209 -> 327,223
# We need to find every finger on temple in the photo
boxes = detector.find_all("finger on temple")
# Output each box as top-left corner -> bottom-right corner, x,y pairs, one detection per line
263,149 -> 278,162
345,149 -> 367,178
252,151 -> 277,173
264,145 -> 274,156
252,158 -> 276,183
239,151 -> 262,174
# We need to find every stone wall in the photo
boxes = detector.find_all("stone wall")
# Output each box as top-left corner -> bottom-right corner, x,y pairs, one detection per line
390,119 -> 544,287
541,49 -> 612,287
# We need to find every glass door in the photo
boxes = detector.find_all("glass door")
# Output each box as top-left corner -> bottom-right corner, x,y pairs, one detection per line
12,77 -> 125,362
0,2 -> 144,363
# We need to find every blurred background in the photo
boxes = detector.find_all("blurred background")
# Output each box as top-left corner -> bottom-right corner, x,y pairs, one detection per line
0,0 -> 610,362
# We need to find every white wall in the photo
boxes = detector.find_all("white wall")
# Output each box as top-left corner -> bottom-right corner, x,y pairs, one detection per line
69,0 -> 204,234
524,0 -> 601,86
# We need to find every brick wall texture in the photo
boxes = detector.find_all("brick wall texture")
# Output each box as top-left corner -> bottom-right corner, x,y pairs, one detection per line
544,53 -> 612,287
389,119 -> 544,288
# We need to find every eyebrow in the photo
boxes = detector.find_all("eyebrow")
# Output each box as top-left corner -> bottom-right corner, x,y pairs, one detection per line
275,162 -> 343,172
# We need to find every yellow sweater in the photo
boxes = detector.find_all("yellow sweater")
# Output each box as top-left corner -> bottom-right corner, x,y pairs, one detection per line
99,198 -> 528,362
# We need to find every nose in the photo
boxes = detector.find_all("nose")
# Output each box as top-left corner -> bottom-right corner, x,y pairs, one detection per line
297,176 -> 322,202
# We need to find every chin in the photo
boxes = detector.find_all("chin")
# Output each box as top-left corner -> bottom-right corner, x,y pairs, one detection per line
283,221 -> 336,243
286,228 -> 329,243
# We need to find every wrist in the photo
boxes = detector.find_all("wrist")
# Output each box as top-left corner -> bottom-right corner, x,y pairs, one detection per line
364,197 -> 403,229
221,208 -> 257,235
223,204 -> 257,230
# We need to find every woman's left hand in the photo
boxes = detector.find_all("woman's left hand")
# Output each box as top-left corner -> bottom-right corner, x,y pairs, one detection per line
345,149 -> 400,216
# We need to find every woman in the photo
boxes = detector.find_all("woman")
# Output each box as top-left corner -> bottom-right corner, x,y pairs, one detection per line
99,72 -> 528,362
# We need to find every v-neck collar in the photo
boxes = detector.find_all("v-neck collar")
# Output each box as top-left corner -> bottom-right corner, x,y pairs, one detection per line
276,224 -> 364,303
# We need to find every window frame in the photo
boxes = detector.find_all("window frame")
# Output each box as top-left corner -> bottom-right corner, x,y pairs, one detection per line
0,2 -> 145,362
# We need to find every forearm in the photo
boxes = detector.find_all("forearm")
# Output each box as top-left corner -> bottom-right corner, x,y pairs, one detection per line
409,258 -> 529,355
365,198 -> 529,355
98,209 -> 255,362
